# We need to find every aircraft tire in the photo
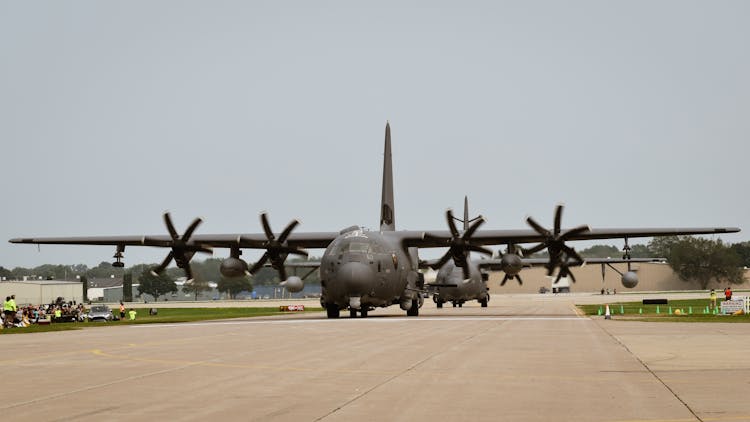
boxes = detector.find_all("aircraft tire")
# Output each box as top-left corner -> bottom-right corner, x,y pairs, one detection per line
436,301 -> 443,309
349,309 -> 357,318
326,306 -> 340,319
480,298 -> 488,308
361,308 -> 368,318
452,302 -> 457,308
407,299 -> 419,317
458,302 -> 463,308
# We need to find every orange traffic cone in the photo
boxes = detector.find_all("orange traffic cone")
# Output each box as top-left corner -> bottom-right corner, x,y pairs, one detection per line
604,304 -> 611,320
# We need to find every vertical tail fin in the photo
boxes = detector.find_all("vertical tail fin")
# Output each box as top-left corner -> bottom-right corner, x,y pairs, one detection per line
380,122 -> 395,232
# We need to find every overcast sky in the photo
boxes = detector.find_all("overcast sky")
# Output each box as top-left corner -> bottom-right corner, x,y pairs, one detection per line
1,1 -> 748,269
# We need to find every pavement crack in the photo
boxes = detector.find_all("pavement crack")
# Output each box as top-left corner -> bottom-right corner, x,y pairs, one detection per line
314,320 -> 505,421
595,321 -> 703,422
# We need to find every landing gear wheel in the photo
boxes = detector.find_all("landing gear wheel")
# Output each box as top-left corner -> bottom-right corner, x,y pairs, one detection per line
436,300 -> 443,309
480,298 -> 488,308
349,309 -> 357,318
452,301 -> 457,308
326,306 -> 340,319
406,299 -> 419,317
458,302 -> 463,308
360,308 -> 368,318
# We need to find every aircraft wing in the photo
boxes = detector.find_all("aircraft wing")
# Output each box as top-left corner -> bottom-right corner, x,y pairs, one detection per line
284,261 -> 321,268
401,227 -> 739,248
476,257 -> 666,271
9,232 -> 340,250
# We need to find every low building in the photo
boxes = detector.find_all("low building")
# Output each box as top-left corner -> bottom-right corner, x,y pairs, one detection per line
0,279 -> 84,305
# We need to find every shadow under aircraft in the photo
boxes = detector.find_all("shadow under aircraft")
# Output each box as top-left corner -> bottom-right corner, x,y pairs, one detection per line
10,123 -> 740,318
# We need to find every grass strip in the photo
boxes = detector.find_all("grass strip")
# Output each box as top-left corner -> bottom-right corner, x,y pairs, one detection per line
577,299 -> 750,322
0,307 -> 324,335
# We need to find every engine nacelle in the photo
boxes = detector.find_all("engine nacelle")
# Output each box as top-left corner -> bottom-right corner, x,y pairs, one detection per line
220,257 -> 248,278
500,253 -> 523,276
621,271 -> 638,288
281,276 -> 304,293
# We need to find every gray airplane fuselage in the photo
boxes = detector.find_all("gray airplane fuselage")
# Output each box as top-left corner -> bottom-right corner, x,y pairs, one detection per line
433,259 -> 489,305
319,228 -> 419,311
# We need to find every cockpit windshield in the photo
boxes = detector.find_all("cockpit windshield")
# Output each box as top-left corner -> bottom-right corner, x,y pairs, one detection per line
345,242 -> 371,253
327,239 -> 384,256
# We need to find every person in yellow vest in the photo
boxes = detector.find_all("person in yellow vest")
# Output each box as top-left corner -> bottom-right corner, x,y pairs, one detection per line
710,289 -> 717,310
3,296 -> 14,328
128,308 -> 137,321
54,307 -> 62,321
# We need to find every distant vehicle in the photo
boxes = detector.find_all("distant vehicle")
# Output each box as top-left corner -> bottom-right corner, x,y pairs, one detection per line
87,305 -> 113,322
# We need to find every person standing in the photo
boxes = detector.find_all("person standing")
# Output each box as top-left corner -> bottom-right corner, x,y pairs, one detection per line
119,302 -> 126,320
726,286 -> 733,301
3,296 -> 14,328
710,289 -> 717,310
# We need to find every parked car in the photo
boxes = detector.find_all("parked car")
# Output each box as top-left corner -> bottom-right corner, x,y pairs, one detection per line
87,305 -> 113,322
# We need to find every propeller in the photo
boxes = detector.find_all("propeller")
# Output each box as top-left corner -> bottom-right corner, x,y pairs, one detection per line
147,213 -> 213,281
500,273 -> 523,286
428,209 -> 493,280
522,205 -> 589,281
499,244 -> 523,286
247,212 -> 308,281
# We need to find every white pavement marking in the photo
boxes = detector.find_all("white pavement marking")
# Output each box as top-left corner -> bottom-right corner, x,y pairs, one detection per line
131,316 -> 590,328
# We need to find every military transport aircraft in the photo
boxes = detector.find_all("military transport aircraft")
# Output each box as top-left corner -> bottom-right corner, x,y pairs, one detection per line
422,197 -> 667,308
9,123 -> 740,318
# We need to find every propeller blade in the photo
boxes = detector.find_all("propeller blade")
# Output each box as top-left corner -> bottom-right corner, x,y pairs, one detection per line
278,266 -> 288,282
463,216 -> 485,239
152,251 -> 174,275
526,216 -> 549,237
282,248 -> 309,257
182,217 -> 203,240
278,220 -> 300,243
248,253 -> 270,274
164,213 -> 179,240
184,264 -> 194,282
431,251 -> 453,270
446,209 -> 460,238
515,274 -> 523,285
467,244 -> 493,256
523,243 -> 547,256
195,245 -> 213,254
568,270 -> 577,283
560,224 -> 590,241
554,204 -> 563,237
500,274 -> 510,286
554,272 -> 563,284
562,245 -> 584,265
260,213 -> 275,240
461,263 -> 471,280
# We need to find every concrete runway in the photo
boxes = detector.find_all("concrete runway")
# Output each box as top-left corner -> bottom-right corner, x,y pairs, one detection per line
3,294 -> 750,422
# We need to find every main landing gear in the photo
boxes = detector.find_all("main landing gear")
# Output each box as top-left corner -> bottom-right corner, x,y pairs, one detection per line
407,299 -> 419,317
326,305 -> 340,319
349,308 -> 369,318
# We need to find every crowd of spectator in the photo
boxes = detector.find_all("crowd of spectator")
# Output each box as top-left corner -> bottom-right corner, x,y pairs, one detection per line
2,295 -> 88,329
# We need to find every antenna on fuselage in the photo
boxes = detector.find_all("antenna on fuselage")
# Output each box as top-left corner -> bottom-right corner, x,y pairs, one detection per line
380,121 -> 395,232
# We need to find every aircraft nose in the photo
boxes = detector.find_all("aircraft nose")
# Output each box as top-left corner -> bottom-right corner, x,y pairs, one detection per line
337,262 -> 375,296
